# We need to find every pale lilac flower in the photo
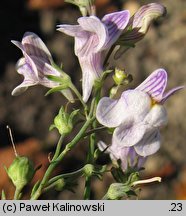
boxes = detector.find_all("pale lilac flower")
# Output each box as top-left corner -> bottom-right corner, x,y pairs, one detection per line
11,32 -> 73,101
96,69 -> 184,157
98,139 -> 146,172
57,11 -> 130,102
115,3 -> 166,59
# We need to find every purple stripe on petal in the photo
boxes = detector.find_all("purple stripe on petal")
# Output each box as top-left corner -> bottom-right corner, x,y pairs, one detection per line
142,73 -> 165,92
24,53 -> 39,77
78,53 -> 101,102
12,40 -> 39,78
78,16 -> 107,52
102,10 -> 130,49
132,3 -> 166,33
136,68 -> 167,101
22,32 -> 52,63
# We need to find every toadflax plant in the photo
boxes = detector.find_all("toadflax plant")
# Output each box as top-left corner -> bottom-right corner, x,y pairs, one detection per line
2,0 -> 184,200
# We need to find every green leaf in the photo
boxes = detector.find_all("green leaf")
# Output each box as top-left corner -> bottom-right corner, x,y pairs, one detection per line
45,85 -> 69,96
46,75 -> 65,83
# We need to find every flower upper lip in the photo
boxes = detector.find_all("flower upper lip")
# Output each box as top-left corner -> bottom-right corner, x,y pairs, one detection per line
57,10 -> 130,102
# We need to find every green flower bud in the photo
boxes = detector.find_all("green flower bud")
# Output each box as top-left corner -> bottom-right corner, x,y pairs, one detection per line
50,107 -> 79,135
83,164 -> 94,177
83,164 -> 107,179
113,68 -> 127,85
54,110 -> 72,135
54,179 -> 66,191
105,183 -> 131,200
5,156 -> 35,191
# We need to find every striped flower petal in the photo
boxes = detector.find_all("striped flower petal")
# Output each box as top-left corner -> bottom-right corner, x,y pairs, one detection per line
57,25 -> 84,37
15,57 -> 37,79
58,11 -> 130,102
102,10 -> 130,49
22,32 -> 52,63
136,68 -> 167,102
132,3 -> 166,34
57,25 -> 90,57
12,40 -> 39,77
12,57 -> 39,96
77,16 -> 107,53
12,32 -> 74,100
79,53 -> 102,102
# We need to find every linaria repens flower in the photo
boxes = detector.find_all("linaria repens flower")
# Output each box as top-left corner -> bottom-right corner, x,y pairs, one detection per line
96,69 -> 184,157
115,3 -> 166,59
57,11 -> 130,102
11,32 -> 73,101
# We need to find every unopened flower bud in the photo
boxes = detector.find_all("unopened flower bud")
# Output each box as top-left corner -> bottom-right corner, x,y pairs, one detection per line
5,156 -> 35,191
54,111 -> 72,135
83,164 -> 94,177
115,3 -> 166,59
113,68 -> 127,85
50,107 -> 79,135
54,179 -> 66,191
83,164 -> 107,178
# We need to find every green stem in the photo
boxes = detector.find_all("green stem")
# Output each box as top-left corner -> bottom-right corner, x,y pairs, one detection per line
84,176 -> 91,200
42,181 -> 59,194
84,126 -> 106,137
69,83 -> 88,114
103,44 -> 115,67
14,188 -> 22,200
43,166 -> 86,194
47,166 -> 85,186
83,120 -> 97,200
31,116 -> 94,200
52,135 -> 65,161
